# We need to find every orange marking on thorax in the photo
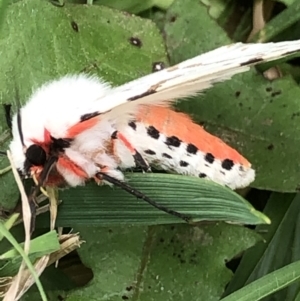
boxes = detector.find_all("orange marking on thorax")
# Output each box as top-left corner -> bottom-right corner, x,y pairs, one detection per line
136,105 -> 250,166
58,156 -> 88,179
116,132 -> 136,154
66,116 -> 100,138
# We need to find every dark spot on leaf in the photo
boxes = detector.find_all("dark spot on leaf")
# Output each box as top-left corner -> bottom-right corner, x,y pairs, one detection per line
180,160 -> 189,167
152,62 -> 165,72
71,21 -> 79,32
267,144 -> 274,150
271,90 -> 282,97
180,259 -> 186,264
162,153 -> 172,159
239,102 -> 243,107
217,114 -> 222,118
222,159 -> 234,170
122,295 -> 129,300
204,153 -> 215,164
108,229 -> 113,233
107,20 -> 110,24
170,225 -> 175,230
128,121 -> 136,130
126,286 -> 133,291
282,104 -> 287,108
291,112 -> 300,119
160,238 -> 164,243
199,173 -> 206,178
165,136 -> 181,147
248,107 -> 251,110
129,37 -> 142,47
144,149 -> 156,155
235,91 -> 241,97
170,15 -> 177,22
266,87 -> 272,92
147,126 -> 160,139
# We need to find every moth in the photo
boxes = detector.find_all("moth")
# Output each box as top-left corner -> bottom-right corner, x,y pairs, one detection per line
8,41 -> 300,219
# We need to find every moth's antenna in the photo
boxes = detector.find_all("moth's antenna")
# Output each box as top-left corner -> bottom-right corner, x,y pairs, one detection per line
96,172 -> 191,223
17,111 -> 25,147
3,104 -> 12,130
13,84 -> 26,148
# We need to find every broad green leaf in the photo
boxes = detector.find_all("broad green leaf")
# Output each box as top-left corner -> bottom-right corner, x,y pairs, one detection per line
65,223 -> 261,301
225,193 -> 300,301
164,0 -> 300,192
221,260 -> 300,301
0,0 -> 166,101
35,173 -> 269,227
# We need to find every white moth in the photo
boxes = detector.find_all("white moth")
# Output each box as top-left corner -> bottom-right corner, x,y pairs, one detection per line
9,41 -> 300,193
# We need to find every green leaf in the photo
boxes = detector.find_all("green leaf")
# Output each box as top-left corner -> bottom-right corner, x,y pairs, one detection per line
65,223 -> 261,301
0,230 -> 59,260
94,0 -> 174,14
221,260 -> 300,301
0,0 -> 167,101
225,193 -> 300,300
36,173 -> 269,227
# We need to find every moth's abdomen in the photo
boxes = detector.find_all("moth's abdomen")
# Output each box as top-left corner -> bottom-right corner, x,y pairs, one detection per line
116,106 -> 255,190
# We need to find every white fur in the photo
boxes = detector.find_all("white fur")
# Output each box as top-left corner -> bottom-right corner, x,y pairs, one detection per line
9,40 -> 300,188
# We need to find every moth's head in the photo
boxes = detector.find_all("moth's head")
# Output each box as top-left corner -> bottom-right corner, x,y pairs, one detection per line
9,112 -> 47,180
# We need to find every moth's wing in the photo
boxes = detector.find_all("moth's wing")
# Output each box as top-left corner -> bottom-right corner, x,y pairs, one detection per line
91,40 -> 300,122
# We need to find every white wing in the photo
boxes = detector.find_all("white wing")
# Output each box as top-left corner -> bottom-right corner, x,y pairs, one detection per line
91,40 -> 300,120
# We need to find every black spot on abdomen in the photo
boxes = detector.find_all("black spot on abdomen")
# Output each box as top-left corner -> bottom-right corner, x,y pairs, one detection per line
144,149 -> 156,155
147,126 -> 160,139
222,159 -> 234,170
186,143 -> 198,154
165,136 -> 181,147
162,153 -> 172,159
180,160 -> 189,167
204,153 -> 215,164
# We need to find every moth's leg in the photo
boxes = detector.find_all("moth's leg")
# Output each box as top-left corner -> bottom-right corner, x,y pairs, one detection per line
111,130 -> 150,172
96,171 -> 191,223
